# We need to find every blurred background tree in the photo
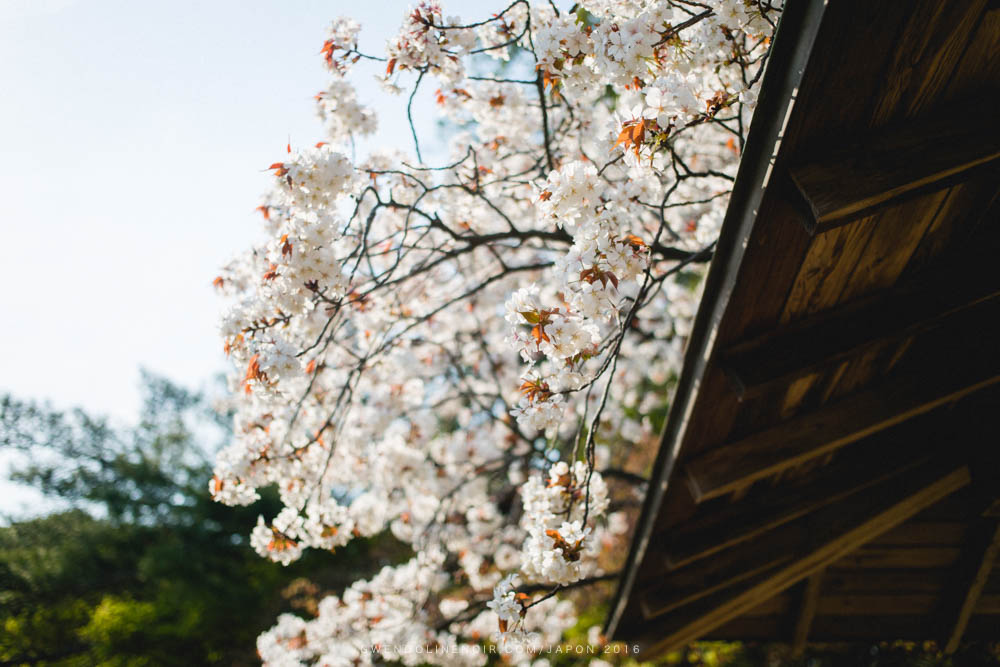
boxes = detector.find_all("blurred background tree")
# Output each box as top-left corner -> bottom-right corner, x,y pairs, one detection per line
0,372 -> 410,666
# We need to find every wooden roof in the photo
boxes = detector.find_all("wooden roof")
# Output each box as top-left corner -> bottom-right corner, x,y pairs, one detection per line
607,0 -> 1000,657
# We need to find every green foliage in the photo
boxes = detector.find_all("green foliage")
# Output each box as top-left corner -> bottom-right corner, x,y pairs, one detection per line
0,373 -> 408,666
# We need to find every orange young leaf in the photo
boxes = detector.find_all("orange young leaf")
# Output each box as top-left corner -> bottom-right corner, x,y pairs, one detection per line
612,123 -> 635,154
245,353 -> 262,382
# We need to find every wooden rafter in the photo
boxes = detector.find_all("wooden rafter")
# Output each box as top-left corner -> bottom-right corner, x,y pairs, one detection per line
685,347 -> 1000,503
632,462 -> 970,656
661,424 -> 934,570
642,459 -> 967,618
942,519 -> 1000,652
792,570 -> 824,656
789,105 -> 1000,233
719,244 -> 1000,397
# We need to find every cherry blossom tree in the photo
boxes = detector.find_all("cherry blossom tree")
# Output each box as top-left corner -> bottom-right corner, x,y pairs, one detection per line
210,1 -> 780,663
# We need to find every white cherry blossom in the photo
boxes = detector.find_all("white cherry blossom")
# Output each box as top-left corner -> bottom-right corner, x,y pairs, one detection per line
211,1 -> 779,662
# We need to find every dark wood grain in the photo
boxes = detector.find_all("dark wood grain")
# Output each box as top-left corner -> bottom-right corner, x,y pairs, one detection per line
792,571 -> 824,655
684,326 -> 1000,502
941,520 -> 1000,652
720,242 -> 1000,398
634,463 -> 970,656
790,108 -> 1000,232
660,427 -> 935,570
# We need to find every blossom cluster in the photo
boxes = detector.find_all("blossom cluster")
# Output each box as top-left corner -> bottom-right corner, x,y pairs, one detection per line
520,461 -> 609,585
211,0 -> 779,663
536,0 -> 772,164
504,159 -> 652,436
385,1 -> 475,85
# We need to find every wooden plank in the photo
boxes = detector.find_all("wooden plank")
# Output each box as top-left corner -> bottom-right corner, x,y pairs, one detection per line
786,0 -> 989,234
836,190 -> 951,303
976,594 -> 1000,614
792,570 -> 823,656
832,546 -> 961,570
644,458 -> 964,617
903,178 -> 1000,277
870,1 -> 987,123
942,520 -> 1000,653
742,593 -> 793,618
820,594 -> 1000,616
819,593 -> 939,616
823,569 -> 954,595
702,603 -> 1000,643
805,614 -> 999,641
688,347 -> 1000,503
638,552 -> 789,620
867,521 -> 967,547
716,0 -> 921,345
911,489 -> 976,523
941,5 -> 1000,104
662,427 -> 934,570
724,379 -> 795,444
715,0 -> 987,342
716,195 -> 813,343
779,216 -> 875,323
701,615 -> 784,640
790,112 -> 999,232
780,372 -> 818,420
721,234 -> 1000,397
633,463 -> 970,656
819,341 -> 891,405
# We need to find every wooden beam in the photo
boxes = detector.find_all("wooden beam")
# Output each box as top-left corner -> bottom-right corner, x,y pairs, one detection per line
686,348 -> 1000,503
642,459 -> 967,619
634,462 -> 970,657
720,245 -> 1000,397
639,551 -> 790,619
662,423 -> 934,569
792,570 -> 824,656
789,105 -> 1000,233
942,520 -> 1000,653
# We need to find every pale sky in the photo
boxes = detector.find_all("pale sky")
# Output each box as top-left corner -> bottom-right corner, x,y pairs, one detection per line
0,0 -> 491,513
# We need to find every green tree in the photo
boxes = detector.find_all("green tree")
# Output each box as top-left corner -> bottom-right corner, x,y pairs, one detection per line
0,373 -> 408,666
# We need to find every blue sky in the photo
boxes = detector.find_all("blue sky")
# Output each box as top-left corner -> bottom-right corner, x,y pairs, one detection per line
0,0 -> 489,513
